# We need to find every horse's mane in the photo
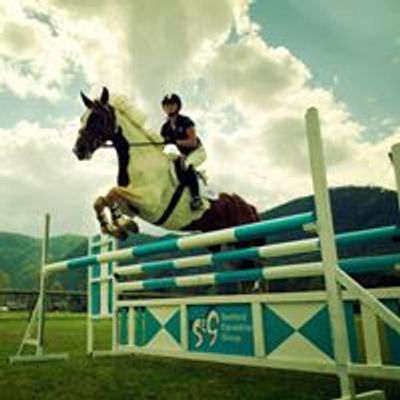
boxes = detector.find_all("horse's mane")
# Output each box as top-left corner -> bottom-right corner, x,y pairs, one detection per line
110,95 -> 160,143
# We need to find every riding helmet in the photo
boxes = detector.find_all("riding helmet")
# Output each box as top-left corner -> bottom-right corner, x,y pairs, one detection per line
161,93 -> 182,109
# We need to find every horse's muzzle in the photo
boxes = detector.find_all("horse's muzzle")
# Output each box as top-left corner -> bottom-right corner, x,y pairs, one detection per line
73,145 -> 92,160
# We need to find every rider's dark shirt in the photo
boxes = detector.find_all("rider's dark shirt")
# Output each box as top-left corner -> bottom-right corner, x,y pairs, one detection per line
161,114 -> 201,155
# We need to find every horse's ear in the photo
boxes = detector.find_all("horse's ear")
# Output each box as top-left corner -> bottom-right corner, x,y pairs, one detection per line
81,91 -> 94,109
100,87 -> 109,105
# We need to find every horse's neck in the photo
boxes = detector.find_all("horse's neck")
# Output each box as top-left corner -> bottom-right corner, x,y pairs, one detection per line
116,113 -> 169,190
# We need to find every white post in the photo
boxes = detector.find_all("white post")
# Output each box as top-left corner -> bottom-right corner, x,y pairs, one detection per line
87,236 -> 94,356
180,304 -> 188,351
390,143 -> 400,210
128,307 -> 135,347
360,304 -> 382,365
112,240 -> 119,352
37,213 -> 50,356
252,302 -> 265,357
305,108 -> 355,399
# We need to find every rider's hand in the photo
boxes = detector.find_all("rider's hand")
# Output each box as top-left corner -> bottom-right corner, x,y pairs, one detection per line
164,137 -> 175,145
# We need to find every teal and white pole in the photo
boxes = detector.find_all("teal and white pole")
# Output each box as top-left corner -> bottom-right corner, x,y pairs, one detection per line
44,211 -> 315,274
114,225 -> 400,277
114,255 -> 400,293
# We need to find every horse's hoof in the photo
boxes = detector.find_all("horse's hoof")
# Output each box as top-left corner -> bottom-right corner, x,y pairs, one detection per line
113,229 -> 128,241
111,217 -> 124,228
100,224 -> 112,236
125,220 -> 139,233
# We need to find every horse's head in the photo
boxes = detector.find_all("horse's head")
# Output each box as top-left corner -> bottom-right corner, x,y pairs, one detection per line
73,87 -> 116,160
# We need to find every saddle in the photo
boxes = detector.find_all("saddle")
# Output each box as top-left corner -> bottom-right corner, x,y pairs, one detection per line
163,143 -> 218,201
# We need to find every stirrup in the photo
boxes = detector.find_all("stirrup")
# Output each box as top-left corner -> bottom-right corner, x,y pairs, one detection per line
190,196 -> 203,211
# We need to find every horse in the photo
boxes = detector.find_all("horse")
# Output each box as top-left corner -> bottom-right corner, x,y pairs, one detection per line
73,87 -> 263,292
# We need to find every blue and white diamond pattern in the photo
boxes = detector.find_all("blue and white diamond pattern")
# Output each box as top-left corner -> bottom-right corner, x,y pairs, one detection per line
136,306 -> 182,351
263,302 -> 334,363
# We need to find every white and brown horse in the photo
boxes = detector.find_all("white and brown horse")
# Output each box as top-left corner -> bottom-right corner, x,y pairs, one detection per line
73,87 -> 260,241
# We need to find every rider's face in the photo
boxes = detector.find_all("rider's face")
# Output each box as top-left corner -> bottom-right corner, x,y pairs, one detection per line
163,103 -> 179,117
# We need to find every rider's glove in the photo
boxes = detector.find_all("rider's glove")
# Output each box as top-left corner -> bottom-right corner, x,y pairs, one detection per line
164,137 -> 175,145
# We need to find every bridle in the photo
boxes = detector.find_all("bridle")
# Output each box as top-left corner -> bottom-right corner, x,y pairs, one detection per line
94,104 -> 165,149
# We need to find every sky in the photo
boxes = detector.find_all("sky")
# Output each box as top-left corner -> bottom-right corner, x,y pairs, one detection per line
0,0 -> 399,237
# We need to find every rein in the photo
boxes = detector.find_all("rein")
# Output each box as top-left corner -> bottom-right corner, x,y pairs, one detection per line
101,141 -> 165,148
99,109 -> 166,148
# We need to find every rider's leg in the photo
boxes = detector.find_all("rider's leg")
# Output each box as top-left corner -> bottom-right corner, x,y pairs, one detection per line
184,146 -> 207,211
174,157 -> 186,183
173,146 -> 206,211
173,156 -> 202,210
186,165 -> 202,210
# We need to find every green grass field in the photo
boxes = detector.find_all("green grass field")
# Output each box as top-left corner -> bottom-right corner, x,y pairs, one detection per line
0,312 -> 399,400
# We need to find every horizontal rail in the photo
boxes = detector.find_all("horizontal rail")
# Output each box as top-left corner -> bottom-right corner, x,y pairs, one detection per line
335,225 -> 400,245
348,364 -> 400,381
0,289 -> 86,296
114,238 -> 320,277
339,253 -> 400,272
115,262 -> 324,293
44,212 -> 315,274
116,287 -> 400,308
8,353 -> 69,364
91,347 -> 339,376
45,215 -> 400,277
115,253 -> 400,293
114,225 -> 400,277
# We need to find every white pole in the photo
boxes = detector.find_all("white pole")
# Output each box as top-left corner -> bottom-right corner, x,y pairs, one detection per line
37,213 -> 50,356
390,143 -> 400,210
87,236 -> 94,356
305,108 -> 355,399
112,239 -> 119,352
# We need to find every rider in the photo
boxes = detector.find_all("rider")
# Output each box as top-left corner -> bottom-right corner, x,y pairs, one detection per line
160,93 -> 206,211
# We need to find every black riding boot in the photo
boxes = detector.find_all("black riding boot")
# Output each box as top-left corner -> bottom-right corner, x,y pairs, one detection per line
174,159 -> 202,211
186,165 -> 202,211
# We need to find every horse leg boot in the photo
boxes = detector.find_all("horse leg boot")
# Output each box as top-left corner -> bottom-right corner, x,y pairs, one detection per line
93,196 -> 115,236
93,194 -> 128,240
104,187 -> 139,238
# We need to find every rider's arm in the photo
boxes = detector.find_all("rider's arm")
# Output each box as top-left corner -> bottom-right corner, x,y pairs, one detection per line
161,123 -> 174,144
176,126 -> 198,149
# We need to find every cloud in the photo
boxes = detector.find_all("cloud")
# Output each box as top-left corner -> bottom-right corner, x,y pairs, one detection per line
0,115 -> 173,237
0,1 -> 78,100
1,0 -> 399,236
0,119 -> 118,235
193,33 -> 386,209
205,36 -> 311,112
22,0 -> 243,120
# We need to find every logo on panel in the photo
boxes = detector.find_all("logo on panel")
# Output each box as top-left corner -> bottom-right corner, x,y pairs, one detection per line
188,304 -> 254,356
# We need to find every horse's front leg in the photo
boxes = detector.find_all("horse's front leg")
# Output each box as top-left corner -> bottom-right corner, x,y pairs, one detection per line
93,196 -> 115,236
104,187 -> 140,238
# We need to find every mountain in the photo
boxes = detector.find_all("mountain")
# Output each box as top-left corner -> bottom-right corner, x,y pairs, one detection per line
0,233 -> 87,290
261,186 -> 398,232
259,186 -> 400,290
0,232 -> 40,288
0,186 -> 399,291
